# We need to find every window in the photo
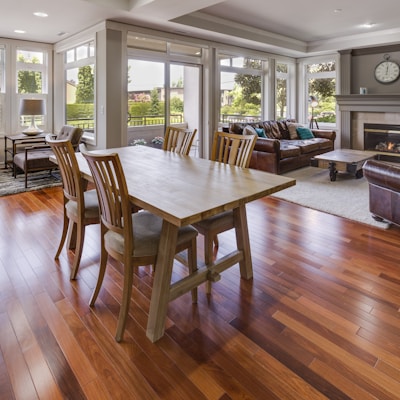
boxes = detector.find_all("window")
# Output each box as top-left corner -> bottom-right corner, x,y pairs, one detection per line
276,62 -> 288,120
16,48 -> 48,131
305,60 -> 336,127
0,46 -> 4,134
64,41 -> 95,137
219,55 -> 263,124
126,33 -> 202,155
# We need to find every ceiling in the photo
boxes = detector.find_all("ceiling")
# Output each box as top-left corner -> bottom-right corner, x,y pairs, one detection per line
1,0 -> 400,57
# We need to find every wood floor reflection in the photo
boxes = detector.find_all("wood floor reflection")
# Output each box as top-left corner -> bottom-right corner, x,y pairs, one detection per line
1,186 -> 400,399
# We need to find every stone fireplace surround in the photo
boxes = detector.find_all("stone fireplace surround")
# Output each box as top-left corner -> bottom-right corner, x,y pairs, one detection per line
336,94 -> 400,150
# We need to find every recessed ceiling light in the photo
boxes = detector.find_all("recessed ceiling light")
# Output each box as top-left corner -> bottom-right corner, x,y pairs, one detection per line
33,12 -> 48,18
334,9 -> 342,13
14,30 -> 26,34
57,31 -> 68,36
362,22 -> 376,28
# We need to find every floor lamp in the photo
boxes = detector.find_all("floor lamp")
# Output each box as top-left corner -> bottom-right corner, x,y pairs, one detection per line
309,95 -> 319,129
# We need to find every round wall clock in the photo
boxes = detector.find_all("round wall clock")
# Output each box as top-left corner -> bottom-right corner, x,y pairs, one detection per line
374,54 -> 400,84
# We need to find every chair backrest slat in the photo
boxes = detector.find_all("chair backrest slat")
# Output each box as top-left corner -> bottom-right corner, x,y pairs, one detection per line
163,126 -> 197,155
211,131 -> 257,168
46,134 -> 84,204
82,152 -> 132,240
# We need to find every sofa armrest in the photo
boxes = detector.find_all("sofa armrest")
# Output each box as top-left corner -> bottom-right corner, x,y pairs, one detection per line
363,159 -> 400,192
253,137 -> 280,153
312,129 -> 336,142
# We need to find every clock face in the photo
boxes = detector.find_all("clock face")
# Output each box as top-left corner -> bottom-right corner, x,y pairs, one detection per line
374,60 -> 400,84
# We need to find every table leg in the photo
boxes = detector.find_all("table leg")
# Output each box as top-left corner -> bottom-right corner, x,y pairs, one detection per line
233,205 -> 253,280
329,161 -> 337,181
146,220 -> 178,342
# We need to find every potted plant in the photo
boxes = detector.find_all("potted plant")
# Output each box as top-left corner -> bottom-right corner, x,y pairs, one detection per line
130,138 -> 147,146
151,136 -> 164,149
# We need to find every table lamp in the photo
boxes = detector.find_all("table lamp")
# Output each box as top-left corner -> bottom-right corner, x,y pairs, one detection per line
20,98 -> 46,135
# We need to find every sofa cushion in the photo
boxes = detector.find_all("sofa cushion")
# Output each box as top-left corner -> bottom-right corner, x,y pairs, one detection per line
312,137 -> 332,150
277,120 -> 290,140
279,141 -> 301,158
296,126 -> 315,140
14,149 -> 55,170
290,139 -> 320,154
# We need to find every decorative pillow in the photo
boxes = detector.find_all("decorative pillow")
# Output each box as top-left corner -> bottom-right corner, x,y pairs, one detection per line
230,123 -> 244,135
296,126 -> 315,140
243,125 -> 258,136
287,123 -> 302,140
254,127 -> 267,138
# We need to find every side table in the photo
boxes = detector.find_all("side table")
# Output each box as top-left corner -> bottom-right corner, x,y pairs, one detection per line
4,133 -> 47,174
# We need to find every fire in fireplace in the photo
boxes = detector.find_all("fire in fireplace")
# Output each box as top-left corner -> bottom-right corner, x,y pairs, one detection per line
364,123 -> 400,153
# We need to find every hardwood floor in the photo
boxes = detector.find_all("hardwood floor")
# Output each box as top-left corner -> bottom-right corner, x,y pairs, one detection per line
1,186 -> 400,399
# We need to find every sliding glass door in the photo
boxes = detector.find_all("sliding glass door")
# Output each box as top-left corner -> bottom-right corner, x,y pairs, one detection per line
127,58 -> 201,156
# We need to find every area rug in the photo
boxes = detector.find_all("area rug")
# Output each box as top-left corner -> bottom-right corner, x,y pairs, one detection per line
271,166 -> 390,229
0,169 -> 62,197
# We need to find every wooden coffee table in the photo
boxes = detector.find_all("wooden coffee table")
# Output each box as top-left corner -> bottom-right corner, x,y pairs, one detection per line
313,149 -> 377,181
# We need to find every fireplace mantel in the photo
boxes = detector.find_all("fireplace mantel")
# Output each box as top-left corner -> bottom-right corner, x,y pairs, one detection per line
336,94 -> 400,112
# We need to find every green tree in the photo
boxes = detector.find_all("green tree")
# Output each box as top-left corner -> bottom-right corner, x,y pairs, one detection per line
149,88 -> 161,115
308,62 -> 336,99
170,96 -> 183,113
17,55 -> 42,93
75,66 -> 94,103
234,58 -> 261,106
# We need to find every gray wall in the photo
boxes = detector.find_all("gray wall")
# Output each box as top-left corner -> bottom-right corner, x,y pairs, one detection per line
350,45 -> 400,94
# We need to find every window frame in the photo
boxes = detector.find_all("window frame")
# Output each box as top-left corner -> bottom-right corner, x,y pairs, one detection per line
63,40 -> 96,142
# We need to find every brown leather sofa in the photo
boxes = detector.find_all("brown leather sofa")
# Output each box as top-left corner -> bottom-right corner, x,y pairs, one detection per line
363,159 -> 400,225
226,119 -> 336,174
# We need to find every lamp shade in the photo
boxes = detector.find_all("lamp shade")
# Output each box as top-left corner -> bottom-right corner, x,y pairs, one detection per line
19,98 -> 46,116
309,95 -> 318,108
20,99 -> 46,135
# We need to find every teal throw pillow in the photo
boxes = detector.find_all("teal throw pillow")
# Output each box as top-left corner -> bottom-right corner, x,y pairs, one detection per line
255,127 -> 267,138
296,126 -> 315,140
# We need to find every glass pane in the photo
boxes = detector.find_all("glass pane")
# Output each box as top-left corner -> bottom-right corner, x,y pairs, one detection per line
66,49 -> 75,63
276,78 -> 287,120
65,65 -> 95,131
17,71 -> 42,94
0,47 -> 5,93
127,60 -> 165,127
16,49 -> 43,64
127,34 -> 167,52
169,64 -> 200,157
307,61 -> 336,73
308,77 -> 336,126
76,44 -> 89,61
170,43 -> 201,57
220,71 -> 261,123
276,63 -> 288,73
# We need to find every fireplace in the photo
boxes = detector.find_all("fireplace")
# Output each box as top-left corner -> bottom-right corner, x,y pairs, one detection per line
364,123 -> 400,153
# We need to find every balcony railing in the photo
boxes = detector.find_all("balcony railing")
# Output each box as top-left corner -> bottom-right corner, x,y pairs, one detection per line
127,114 -> 183,127
220,114 -> 261,123
67,114 -> 184,129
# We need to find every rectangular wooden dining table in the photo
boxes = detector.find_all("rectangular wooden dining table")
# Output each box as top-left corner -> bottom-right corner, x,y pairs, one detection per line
69,145 -> 295,342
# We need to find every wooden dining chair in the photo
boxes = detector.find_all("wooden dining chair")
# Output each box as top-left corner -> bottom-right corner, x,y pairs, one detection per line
46,134 -> 100,280
81,150 -> 199,342
193,130 -> 257,293
163,126 -> 197,155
